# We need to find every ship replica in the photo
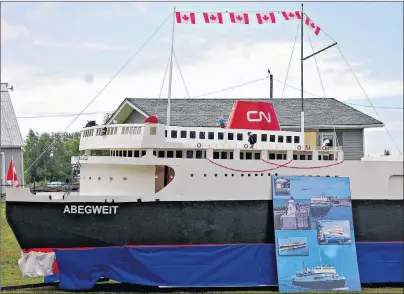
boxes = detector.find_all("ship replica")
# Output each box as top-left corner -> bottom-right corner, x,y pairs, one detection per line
292,265 -> 345,290
4,6 -> 403,285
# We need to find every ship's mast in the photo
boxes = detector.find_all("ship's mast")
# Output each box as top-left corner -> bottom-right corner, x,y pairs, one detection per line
166,6 -> 176,126
300,3 -> 305,137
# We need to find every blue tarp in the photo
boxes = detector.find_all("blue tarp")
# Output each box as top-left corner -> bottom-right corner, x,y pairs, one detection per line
52,242 -> 403,290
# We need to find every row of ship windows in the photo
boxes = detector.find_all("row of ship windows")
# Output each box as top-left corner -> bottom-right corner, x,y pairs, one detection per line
110,150 -> 334,161
83,126 -> 143,137
166,130 -> 301,144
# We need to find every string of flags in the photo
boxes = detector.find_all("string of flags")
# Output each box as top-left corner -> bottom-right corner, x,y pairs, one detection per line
175,11 -> 321,36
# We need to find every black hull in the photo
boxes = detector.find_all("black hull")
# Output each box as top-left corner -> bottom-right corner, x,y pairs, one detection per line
310,204 -> 332,217
5,199 -> 404,249
292,278 -> 345,290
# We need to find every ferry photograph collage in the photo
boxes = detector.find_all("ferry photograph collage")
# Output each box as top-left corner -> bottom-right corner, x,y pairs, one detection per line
272,176 -> 362,292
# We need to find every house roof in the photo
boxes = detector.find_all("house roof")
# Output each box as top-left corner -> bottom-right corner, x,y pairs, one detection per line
109,98 -> 383,129
1,83 -> 24,147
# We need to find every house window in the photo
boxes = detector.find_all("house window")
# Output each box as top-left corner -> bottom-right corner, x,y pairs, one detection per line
218,132 -> 224,140
176,150 -> 183,158
293,154 -> 298,160
187,151 -> 194,158
128,150 -> 133,157
228,133 -> 234,140
269,153 -> 275,160
246,152 -> 252,160
237,133 -> 243,141
180,130 -> 187,138
171,130 -> 177,138
190,131 -> 196,139
276,154 -> 283,160
141,150 -> 146,156
229,152 -> 234,159
199,132 -> 205,139
286,136 -> 292,143
254,152 -> 261,160
123,150 -> 127,157
308,154 -> 312,160
240,152 -> 245,160
134,150 -> 140,157
278,136 -> 284,143
213,151 -> 220,159
208,132 -> 215,140
167,151 -> 174,158
221,152 -> 227,159
196,150 -> 204,159
165,130 -> 167,137
270,135 -> 275,142
158,151 -> 165,158
300,154 -> 306,160
261,134 -> 267,142
294,136 -> 300,144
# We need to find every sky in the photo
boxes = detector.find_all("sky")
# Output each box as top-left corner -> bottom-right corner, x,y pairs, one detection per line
1,1 -> 403,155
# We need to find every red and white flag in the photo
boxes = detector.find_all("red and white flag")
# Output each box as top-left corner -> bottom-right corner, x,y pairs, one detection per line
229,12 -> 249,24
282,11 -> 302,20
256,12 -> 276,24
305,16 -> 321,35
6,159 -> 19,188
175,12 -> 196,24
203,12 -> 224,24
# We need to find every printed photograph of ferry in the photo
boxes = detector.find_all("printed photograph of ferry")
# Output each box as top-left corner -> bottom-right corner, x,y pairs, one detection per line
277,237 -> 308,256
317,220 -> 352,245
292,264 -> 346,290
310,194 -> 332,217
274,196 -> 311,230
274,177 -> 291,196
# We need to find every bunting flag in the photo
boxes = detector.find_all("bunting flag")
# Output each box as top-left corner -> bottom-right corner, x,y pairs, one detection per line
203,12 -> 224,24
6,159 -> 19,188
281,11 -> 302,20
173,11 -> 321,36
256,12 -> 276,24
175,12 -> 196,24
305,16 -> 321,35
229,12 -> 249,24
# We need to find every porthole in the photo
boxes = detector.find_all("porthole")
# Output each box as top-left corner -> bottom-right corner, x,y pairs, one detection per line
231,174 -> 234,177
241,174 -> 244,177
267,173 -> 271,176
248,174 -> 251,177
225,174 -> 228,177
204,174 -> 207,177
109,177 -> 113,181
190,174 -> 194,177
214,174 -> 218,177
275,173 -> 278,176
261,173 -> 264,176
98,177 -> 101,180
89,177 -> 92,180
123,177 -> 127,180
255,174 -> 258,177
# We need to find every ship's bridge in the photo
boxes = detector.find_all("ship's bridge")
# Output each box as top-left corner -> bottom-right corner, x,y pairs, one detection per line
79,123 -> 343,155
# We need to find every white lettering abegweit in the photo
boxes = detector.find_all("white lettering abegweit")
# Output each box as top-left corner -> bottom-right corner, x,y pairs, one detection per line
63,205 -> 119,215
246,111 -> 271,123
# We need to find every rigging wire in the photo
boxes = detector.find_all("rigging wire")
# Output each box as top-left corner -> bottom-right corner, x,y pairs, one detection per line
192,76 -> 270,98
18,12 -> 173,180
152,48 -> 172,116
173,49 -> 191,99
281,20 -> 300,98
336,45 -> 402,155
306,27 -> 340,147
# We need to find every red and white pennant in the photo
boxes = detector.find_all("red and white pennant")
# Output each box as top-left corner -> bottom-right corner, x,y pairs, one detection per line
175,12 -> 196,24
203,12 -> 224,24
305,16 -> 321,35
256,12 -> 276,24
174,11 -> 322,36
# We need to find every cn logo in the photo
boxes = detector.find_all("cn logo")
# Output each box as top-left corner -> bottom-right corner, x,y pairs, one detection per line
246,111 -> 271,123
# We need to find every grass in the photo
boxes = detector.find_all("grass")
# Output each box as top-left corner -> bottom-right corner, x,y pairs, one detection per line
1,203 -> 403,293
